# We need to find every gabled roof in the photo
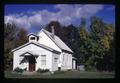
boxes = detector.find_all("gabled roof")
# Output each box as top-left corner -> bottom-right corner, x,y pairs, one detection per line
12,29 -> 73,54
20,52 -> 38,57
12,42 -> 61,54
42,29 -> 73,53
27,33 -> 39,38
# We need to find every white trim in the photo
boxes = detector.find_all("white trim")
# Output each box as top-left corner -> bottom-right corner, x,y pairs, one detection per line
12,42 -> 61,53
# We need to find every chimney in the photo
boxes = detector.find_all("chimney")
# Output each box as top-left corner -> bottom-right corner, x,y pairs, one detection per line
51,26 -> 55,39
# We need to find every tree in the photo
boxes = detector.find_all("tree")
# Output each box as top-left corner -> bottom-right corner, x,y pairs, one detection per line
4,23 -> 28,70
78,17 -> 92,66
65,24 -> 80,60
16,28 -> 28,47
88,16 -> 115,71
4,23 -> 18,70
99,24 -> 115,71
45,21 -> 62,38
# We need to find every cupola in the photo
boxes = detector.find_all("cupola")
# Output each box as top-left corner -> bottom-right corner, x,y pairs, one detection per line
27,33 -> 39,42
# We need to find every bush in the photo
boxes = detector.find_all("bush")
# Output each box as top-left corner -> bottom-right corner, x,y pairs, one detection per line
85,66 -> 97,71
23,68 -> 27,71
37,68 -> 49,73
14,67 -> 24,73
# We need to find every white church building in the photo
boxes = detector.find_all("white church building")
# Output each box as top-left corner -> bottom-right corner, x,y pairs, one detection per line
12,27 -> 76,72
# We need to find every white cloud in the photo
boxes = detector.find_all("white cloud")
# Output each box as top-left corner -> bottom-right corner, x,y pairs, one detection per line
5,16 -> 13,24
75,5 -> 104,18
29,14 -> 42,26
4,4 -> 104,29
16,15 -> 31,28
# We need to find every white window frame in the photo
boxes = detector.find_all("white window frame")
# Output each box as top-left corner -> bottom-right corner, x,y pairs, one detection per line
54,58 -> 58,62
41,55 -> 46,66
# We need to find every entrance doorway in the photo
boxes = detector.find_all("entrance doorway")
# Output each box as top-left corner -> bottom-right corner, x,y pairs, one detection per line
28,55 -> 36,71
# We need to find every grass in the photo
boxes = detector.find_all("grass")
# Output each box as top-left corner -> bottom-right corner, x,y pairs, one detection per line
4,70 -> 115,79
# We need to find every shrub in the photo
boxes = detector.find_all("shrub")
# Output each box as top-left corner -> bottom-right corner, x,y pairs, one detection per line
37,68 -> 49,73
14,67 -> 24,73
23,68 -> 27,71
85,66 -> 97,71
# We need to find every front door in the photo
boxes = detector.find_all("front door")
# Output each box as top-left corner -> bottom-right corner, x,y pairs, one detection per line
28,56 -> 36,71
29,63 -> 35,71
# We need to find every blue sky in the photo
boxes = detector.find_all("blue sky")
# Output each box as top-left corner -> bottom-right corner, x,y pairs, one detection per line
4,4 -> 115,33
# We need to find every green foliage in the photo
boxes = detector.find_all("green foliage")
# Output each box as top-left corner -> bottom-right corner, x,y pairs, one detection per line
86,16 -> 115,71
14,67 -> 24,73
37,68 -> 50,73
79,18 -> 89,64
100,36 -> 110,50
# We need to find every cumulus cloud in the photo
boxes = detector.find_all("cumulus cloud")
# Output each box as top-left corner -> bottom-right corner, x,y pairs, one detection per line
4,4 -> 104,29
75,5 -> 104,18
16,15 -> 31,28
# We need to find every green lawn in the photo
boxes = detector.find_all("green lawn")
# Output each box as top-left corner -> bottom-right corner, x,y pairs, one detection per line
4,70 -> 115,79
